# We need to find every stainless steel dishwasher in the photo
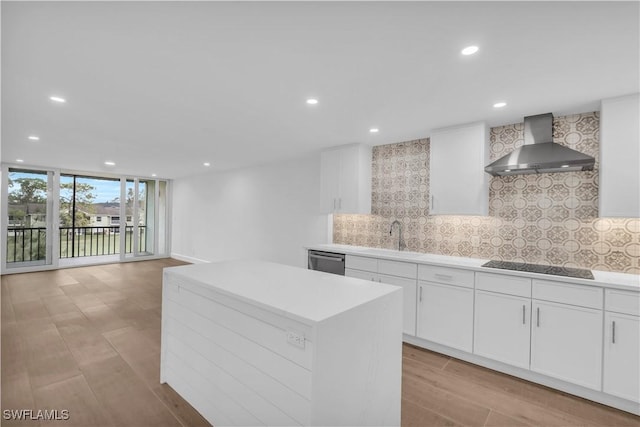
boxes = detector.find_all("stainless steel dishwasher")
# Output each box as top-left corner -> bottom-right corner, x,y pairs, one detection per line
308,250 -> 345,275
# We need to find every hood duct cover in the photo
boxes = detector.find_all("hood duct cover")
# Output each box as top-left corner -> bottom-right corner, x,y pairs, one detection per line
484,113 -> 595,176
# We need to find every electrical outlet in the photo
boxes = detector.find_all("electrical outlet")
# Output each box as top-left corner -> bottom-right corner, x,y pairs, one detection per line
286,330 -> 305,349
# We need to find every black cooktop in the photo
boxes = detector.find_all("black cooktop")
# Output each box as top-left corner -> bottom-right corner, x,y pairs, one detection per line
482,260 -> 594,280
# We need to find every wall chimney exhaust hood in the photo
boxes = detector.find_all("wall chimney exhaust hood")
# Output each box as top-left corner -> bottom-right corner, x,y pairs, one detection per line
484,113 -> 595,176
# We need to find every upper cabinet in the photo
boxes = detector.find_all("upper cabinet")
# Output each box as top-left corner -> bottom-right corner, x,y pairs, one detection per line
429,121 -> 489,215
599,93 -> 640,218
320,144 -> 372,214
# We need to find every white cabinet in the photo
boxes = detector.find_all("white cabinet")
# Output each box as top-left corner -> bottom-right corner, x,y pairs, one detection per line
341,249 -> 640,413
531,280 -> 603,391
600,93 -> 640,217
603,312 -> 640,403
345,255 -> 417,336
379,274 -> 417,336
417,281 -> 474,352
416,265 -> 474,352
474,273 -> 532,369
429,121 -> 489,215
320,144 -> 371,214
603,289 -> 640,403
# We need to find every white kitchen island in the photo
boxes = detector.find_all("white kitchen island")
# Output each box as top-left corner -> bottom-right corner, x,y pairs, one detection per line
161,260 -> 403,427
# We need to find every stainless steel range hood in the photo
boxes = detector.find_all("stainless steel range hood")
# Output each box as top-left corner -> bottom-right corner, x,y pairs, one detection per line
484,113 -> 595,176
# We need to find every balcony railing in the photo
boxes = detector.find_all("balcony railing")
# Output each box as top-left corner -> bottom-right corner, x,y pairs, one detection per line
6,227 -> 46,263
6,226 -> 147,263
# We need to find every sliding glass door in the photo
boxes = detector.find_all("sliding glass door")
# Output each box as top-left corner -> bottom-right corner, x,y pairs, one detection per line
59,174 -> 121,259
2,167 -> 170,272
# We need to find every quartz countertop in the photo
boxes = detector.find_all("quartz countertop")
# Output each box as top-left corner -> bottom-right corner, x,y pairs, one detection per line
164,259 -> 402,325
306,244 -> 640,292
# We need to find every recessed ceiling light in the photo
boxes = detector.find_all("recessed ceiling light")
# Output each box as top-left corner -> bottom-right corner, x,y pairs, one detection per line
104,161 -> 116,166
461,45 -> 479,56
28,135 -> 40,141
561,164 -> 570,168
493,102 -> 507,108
16,159 -> 24,163
151,173 -> 157,177
369,128 -> 379,133
49,96 -> 67,103
203,162 -> 211,167
306,98 -> 318,105
504,169 -> 511,172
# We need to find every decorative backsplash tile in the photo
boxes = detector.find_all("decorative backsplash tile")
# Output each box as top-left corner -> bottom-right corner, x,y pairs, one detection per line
333,112 -> 640,274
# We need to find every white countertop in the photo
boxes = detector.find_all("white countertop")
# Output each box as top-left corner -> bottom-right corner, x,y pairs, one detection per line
164,259 -> 401,325
307,244 -> 640,292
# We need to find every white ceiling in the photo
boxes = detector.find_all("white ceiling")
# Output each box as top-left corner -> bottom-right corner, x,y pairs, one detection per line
2,1 -> 639,179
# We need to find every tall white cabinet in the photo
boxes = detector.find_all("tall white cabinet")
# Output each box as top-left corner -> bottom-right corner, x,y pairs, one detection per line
429,121 -> 489,215
320,144 -> 372,214
600,93 -> 640,217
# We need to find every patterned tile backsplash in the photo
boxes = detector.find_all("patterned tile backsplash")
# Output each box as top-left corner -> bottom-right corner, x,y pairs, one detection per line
333,112 -> 640,274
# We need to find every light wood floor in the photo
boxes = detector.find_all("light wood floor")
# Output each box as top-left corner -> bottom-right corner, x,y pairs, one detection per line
2,260 -> 639,427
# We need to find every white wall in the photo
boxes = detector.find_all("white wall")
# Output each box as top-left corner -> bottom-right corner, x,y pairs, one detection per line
171,153 -> 328,268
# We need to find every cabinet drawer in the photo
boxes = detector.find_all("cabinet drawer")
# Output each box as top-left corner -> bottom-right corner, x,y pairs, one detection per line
418,265 -> 474,288
345,255 -> 377,272
345,268 -> 377,282
533,280 -> 603,309
476,272 -> 531,297
378,259 -> 417,279
605,289 -> 640,316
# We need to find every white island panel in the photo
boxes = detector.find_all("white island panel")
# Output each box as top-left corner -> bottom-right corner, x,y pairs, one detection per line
161,260 -> 403,427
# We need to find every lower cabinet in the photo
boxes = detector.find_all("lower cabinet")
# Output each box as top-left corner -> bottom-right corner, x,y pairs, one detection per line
345,260 -> 417,336
343,253 -> 640,414
603,311 -> 640,403
379,274 -> 417,336
474,291 -> 531,369
417,281 -> 474,352
530,300 -> 603,390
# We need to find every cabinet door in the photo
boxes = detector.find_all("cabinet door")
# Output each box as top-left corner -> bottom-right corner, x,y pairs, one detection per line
338,144 -> 372,214
600,94 -> 640,217
417,282 -> 474,352
320,144 -> 371,214
430,122 -> 488,215
379,274 -> 417,336
345,268 -> 377,282
603,312 -> 640,403
474,291 -> 531,369
531,300 -> 603,390
320,149 -> 340,213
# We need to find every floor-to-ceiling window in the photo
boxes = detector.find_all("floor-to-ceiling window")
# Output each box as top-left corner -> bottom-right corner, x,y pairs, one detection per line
59,174 -> 121,259
124,178 -> 159,259
2,166 -> 170,273
3,168 -> 54,269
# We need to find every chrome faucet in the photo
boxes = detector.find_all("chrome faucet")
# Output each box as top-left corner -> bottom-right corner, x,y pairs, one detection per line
389,220 -> 403,251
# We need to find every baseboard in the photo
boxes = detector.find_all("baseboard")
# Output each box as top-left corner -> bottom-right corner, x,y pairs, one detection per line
170,253 -> 211,264
403,334 -> 640,416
